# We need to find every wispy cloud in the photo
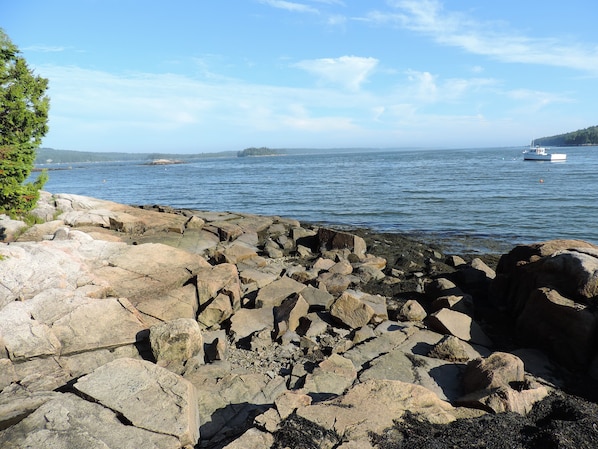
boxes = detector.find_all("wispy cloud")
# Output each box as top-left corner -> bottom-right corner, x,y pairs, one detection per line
258,0 -> 319,14
403,69 -> 496,103
309,0 -> 345,5
24,45 -> 66,53
35,61 -> 555,151
507,88 -> 574,113
365,0 -> 598,75
294,55 -> 378,91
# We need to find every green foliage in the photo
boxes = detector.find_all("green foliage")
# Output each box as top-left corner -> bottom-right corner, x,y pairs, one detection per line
237,147 -> 283,157
535,125 -> 598,146
35,147 -> 239,164
0,29 -> 49,215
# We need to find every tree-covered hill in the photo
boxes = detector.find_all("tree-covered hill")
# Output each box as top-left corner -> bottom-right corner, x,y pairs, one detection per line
35,148 -> 237,164
237,147 -> 284,157
535,125 -> 598,146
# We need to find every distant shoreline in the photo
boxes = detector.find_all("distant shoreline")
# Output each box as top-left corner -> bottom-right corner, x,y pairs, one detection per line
144,159 -> 185,165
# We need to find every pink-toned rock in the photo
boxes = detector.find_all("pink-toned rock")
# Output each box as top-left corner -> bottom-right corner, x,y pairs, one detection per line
399,299 -> 427,322
317,228 -> 367,256
428,308 -> 492,347
196,263 -> 242,315
297,379 -> 455,442
457,384 -> 549,414
275,390 -> 313,419
517,287 -> 596,370
255,276 -> 306,308
229,307 -> 275,342
330,290 -> 375,329
462,352 -> 525,394
273,294 -> 310,340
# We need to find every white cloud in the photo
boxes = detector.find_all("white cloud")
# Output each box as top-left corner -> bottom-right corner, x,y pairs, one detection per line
24,45 -> 66,53
402,69 -> 496,104
327,14 -> 347,26
507,88 -> 574,113
294,56 -> 378,91
366,0 -> 598,75
258,0 -> 318,14
309,0 -> 345,5
405,70 -> 437,102
34,61 -> 557,152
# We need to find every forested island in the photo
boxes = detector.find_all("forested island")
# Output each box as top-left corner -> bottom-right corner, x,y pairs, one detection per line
237,147 -> 284,157
35,147 -> 289,164
535,125 -> 598,146
35,148 -> 237,164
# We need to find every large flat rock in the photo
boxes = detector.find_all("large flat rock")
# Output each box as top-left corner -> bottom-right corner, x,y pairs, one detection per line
0,393 -> 180,449
74,358 -> 200,446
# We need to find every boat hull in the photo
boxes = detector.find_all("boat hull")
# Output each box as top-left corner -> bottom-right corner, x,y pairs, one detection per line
523,153 -> 567,161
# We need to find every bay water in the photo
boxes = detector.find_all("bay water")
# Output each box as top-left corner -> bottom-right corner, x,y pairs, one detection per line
37,146 -> 598,252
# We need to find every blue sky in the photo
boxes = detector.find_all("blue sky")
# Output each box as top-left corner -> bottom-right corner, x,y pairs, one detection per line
3,0 -> 598,153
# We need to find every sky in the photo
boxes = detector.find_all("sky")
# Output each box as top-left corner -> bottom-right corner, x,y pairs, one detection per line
2,0 -> 598,153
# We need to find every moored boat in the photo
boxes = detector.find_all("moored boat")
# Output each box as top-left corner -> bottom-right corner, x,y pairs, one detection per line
523,144 -> 566,161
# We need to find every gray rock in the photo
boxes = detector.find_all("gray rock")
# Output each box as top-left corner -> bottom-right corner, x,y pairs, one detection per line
358,348 -> 415,384
299,285 -> 335,310
150,318 -> 203,374
0,359 -> 16,390
52,296 -> 148,356
189,372 -> 287,444
74,358 -> 200,446
229,306 -> 275,342
0,393 -> 180,449
303,354 -> 357,396
0,384 -> 61,432
135,283 -> 198,326
0,303 -> 61,361
0,242 -> 88,307
10,356 -> 71,393
343,326 -> 412,371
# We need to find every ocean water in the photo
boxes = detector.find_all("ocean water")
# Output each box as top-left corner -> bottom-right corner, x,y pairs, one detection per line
36,146 -> 598,252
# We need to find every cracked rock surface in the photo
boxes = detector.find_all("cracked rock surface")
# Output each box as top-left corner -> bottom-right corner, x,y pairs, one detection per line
1,192 -> 598,448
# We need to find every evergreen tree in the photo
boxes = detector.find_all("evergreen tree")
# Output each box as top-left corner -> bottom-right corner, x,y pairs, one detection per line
0,28 -> 49,215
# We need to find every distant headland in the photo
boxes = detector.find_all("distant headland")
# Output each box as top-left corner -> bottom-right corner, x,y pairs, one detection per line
237,147 -> 284,157
535,124 -> 598,146
34,147 -> 367,165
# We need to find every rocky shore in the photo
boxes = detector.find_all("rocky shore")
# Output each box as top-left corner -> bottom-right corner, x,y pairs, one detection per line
1,192 -> 598,448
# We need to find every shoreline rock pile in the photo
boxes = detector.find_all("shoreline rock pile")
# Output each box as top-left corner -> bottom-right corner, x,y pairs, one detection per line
1,192 -> 598,448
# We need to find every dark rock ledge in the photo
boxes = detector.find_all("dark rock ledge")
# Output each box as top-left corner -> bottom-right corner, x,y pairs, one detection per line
1,191 -> 598,448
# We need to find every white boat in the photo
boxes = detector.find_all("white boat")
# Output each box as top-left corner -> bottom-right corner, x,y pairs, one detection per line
523,144 -> 566,161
